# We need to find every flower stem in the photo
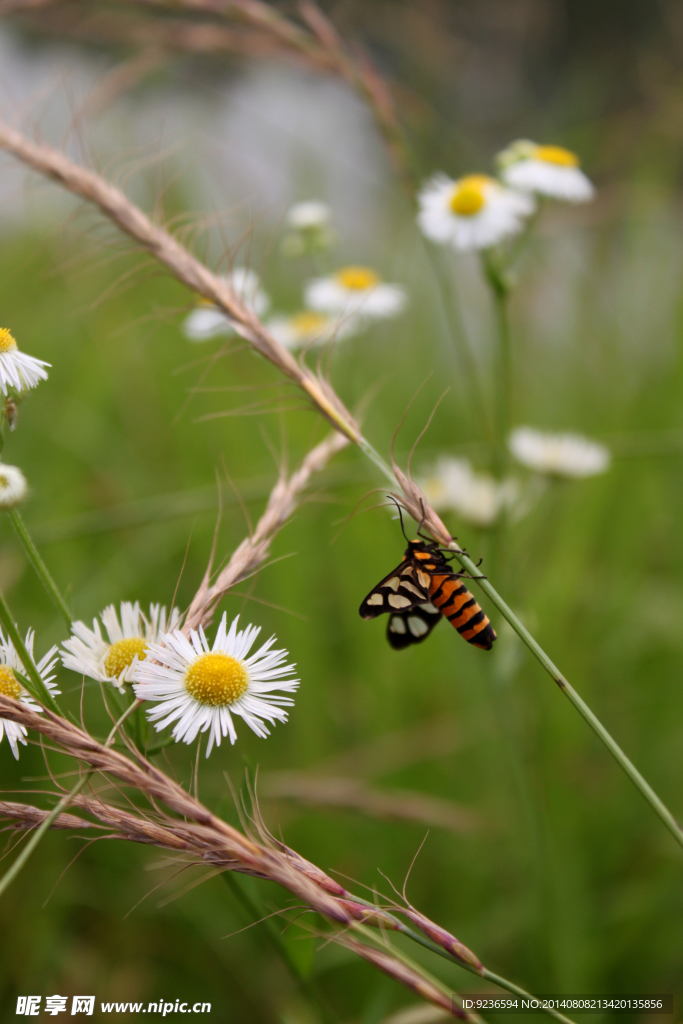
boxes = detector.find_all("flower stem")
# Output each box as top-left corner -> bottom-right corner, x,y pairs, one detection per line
482,252 -> 512,483
0,588 -> 62,714
222,872 -> 337,1023
449,545 -> 683,850
0,700 -> 140,900
424,244 -> 491,436
7,508 -> 72,626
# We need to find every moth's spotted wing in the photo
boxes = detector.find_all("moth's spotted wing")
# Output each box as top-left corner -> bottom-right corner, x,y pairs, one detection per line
359,555 -> 431,620
387,601 -> 442,649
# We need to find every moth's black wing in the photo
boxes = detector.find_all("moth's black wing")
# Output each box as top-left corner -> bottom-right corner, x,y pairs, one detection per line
387,602 -> 443,649
359,556 -> 431,620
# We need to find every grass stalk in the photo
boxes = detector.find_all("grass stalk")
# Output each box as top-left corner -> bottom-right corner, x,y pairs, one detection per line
346,896 -> 576,1024
7,508 -> 72,626
0,699 -> 140,899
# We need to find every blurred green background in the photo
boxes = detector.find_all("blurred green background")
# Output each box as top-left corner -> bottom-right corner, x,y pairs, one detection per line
0,1 -> 682,1021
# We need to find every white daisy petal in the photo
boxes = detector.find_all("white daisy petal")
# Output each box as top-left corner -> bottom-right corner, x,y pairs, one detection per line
0,329 -> 49,396
60,601 -> 179,691
0,464 -> 28,510
134,612 -> 298,756
182,268 -> 270,342
509,427 -> 610,478
417,174 -> 534,252
498,141 -> 595,203
0,628 -> 61,760
305,266 -> 406,321
417,457 -> 520,529
267,310 -> 362,350
286,201 -> 331,230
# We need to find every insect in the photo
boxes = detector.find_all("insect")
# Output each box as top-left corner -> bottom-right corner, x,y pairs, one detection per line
3,396 -> 17,432
359,533 -> 497,651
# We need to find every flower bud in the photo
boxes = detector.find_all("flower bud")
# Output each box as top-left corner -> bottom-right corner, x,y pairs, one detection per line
0,464 -> 27,509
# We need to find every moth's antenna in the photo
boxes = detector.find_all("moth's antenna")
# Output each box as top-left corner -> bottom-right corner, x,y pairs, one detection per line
387,495 -> 410,543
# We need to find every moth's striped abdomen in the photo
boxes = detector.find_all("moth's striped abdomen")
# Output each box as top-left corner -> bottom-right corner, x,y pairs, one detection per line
429,573 -> 497,651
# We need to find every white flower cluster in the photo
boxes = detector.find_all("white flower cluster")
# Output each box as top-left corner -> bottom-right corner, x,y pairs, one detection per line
418,426 -> 610,531
509,427 -> 610,478
417,140 -> 594,252
0,605 -> 299,761
55,604 -> 298,757
182,203 -> 407,350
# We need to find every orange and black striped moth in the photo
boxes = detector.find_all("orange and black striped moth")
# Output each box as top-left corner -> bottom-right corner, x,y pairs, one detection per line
359,538 -> 496,650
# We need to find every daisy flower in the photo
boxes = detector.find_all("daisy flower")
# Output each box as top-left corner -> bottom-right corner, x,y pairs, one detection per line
0,463 -> 27,509
417,174 -> 534,251
0,629 -> 59,760
0,328 -> 50,395
282,201 -> 335,256
133,613 -> 298,756
183,268 -> 270,342
61,602 -> 181,691
286,200 -> 331,230
509,427 -> 610,478
266,310 -> 361,350
419,457 -> 519,529
497,140 -> 595,203
305,266 -> 406,320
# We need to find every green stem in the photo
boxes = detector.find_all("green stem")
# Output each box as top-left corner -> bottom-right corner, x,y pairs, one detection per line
7,508 -> 71,626
451,545 -> 683,850
0,588 -> 62,714
346,896 -> 576,1024
482,252 -> 512,482
424,244 -> 491,437
0,700 -> 140,899
352,437 -> 683,850
222,872 -> 336,1023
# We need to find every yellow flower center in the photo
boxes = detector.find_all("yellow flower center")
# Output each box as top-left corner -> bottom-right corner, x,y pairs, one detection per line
449,176 -> 491,216
0,329 -> 18,354
0,666 -> 22,699
104,637 -> 148,679
291,311 -> 328,336
534,145 -> 579,167
335,266 -> 379,291
184,653 -> 249,707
